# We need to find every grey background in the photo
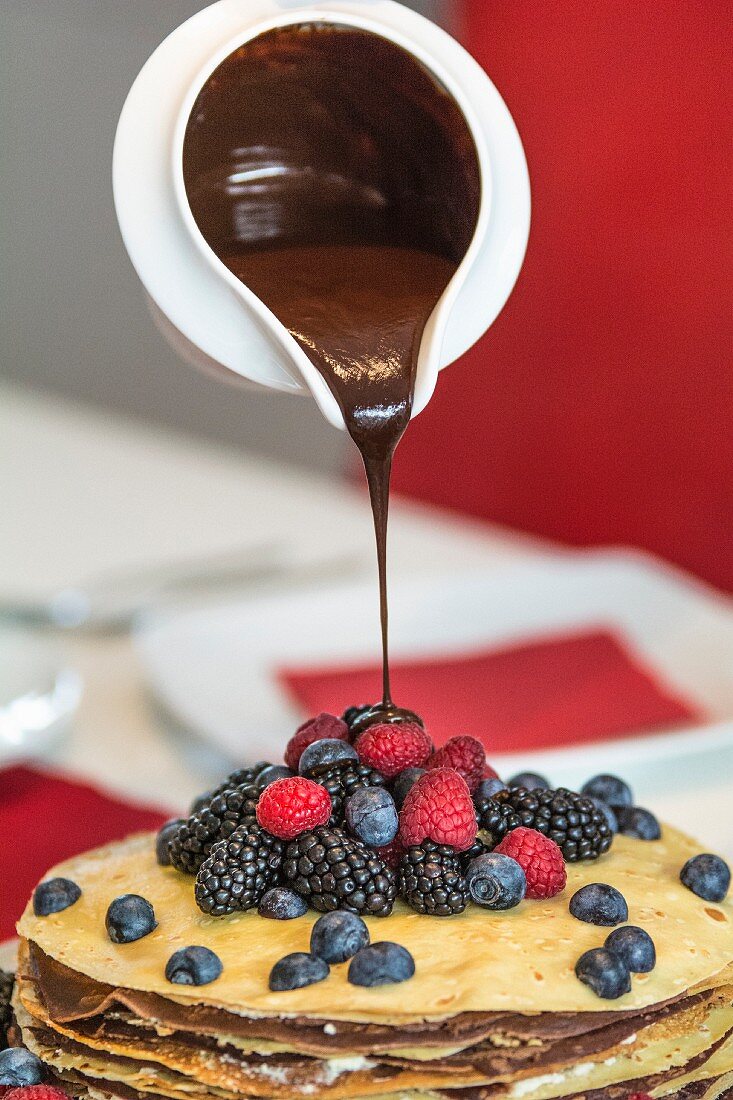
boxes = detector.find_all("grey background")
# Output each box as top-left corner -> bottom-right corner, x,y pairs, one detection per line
1,0 -> 450,473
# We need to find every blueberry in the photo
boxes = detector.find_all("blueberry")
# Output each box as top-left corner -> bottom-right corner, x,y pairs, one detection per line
569,883 -> 628,926
345,787 -> 398,847
507,771 -> 549,790
310,911 -> 370,964
680,854 -> 730,903
298,738 -> 358,775
269,952 -> 329,991
473,777 -> 506,805
575,947 -> 631,999
605,926 -> 656,973
155,818 -> 184,866
0,1047 -> 45,1086
580,774 -> 633,810
33,877 -> 81,916
348,942 -> 415,987
617,806 -> 661,841
257,764 -> 294,789
588,797 -> 618,835
258,887 -> 308,920
106,894 -> 157,943
392,768 -> 425,809
465,853 -> 526,909
165,945 -> 223,986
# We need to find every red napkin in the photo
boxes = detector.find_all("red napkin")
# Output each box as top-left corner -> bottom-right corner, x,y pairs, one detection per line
279,629 -> 701,753
0,766 -> 168,942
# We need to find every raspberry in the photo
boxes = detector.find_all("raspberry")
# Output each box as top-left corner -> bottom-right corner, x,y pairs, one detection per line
356,722 -> 432,778
256,777 -> 331,840
494,827 -> 566,899
426,736 -> 486,793
399,768 -> 477,852
626,1094 -> 653,1100
375,837 -> 405,869
482,762 -> 500,780
284,714 -> 350,771
6,1090 -> 68,1100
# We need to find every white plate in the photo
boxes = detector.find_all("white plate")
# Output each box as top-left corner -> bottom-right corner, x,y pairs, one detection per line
135,549 -> 733,791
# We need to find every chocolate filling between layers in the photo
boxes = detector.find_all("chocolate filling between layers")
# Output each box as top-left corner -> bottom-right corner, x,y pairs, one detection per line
21,943 -> 730,1085
21,1016 -> 733,1100
25,941 -> 716,1054
58,1066 -> 733,1100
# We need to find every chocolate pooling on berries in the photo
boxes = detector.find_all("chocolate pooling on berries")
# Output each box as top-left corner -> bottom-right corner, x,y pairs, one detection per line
348,702 -> 425,737
183,24 -> 480,727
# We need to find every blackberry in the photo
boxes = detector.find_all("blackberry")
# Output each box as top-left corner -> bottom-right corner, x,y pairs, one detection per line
475,797 -> 521,848
283,826 -> 396,916
189,764 -> 268,814
491,787 -> 612,862
460,837 -> 491,866
208,763 -> 269,800
195,825 -> 284,915
0,970 -> 13,1049
306,760 -> 387,825
169,781 -> 260,874
399,842 -> 468,916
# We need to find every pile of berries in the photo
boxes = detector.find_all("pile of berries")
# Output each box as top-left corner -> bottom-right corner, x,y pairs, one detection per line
157,711 -> 633,924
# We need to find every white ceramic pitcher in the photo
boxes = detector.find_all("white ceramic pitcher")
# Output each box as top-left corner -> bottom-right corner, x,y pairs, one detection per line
113,0 -> 530,431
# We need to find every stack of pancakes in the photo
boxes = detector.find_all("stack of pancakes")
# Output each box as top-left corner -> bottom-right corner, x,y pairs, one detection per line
13,827 -> 733,1099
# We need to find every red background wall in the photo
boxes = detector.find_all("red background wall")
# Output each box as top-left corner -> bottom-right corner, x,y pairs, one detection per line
392,2 -> 732,590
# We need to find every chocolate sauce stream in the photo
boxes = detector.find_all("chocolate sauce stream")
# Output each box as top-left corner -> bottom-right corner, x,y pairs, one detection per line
364,452 -> 393,708
183,25 -> 480,722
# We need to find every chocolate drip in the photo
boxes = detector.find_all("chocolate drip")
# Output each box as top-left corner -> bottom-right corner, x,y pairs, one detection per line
183,24 -> 480,717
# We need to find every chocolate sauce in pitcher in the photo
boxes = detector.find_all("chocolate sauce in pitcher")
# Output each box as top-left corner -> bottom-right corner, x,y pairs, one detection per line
183,24 -> 480,726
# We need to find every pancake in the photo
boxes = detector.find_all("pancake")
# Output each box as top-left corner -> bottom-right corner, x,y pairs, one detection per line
13,825 -> 733,1099
15,829 -> 732,1018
